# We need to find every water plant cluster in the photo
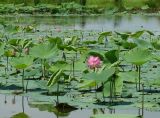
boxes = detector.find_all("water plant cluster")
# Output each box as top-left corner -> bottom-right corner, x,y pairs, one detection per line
0,22 -> 160,118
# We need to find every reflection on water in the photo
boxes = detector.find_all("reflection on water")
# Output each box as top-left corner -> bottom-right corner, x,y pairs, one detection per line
0,15 -> 160,34
0,94 -> 160,118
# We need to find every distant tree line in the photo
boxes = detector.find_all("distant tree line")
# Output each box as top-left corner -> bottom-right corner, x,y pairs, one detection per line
0,0 -> 159,9
0,0 -> 87,5
23,0 -> 86,5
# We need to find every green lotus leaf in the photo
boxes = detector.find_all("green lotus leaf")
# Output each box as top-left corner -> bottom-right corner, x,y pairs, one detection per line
151,40 -> 160,50
152,54 -> 160,62
30,43 -> 59,59
64,36 -> 80,45
123,47 -> 152,65
134,102 -> 159,110
10,56 -> 34,69
8,38 -> 20,46
151,78 -> 160,86
145,30 -> 154,36
98,31 -> 112,44
77,79 -> 96,88
133,39 -> 152,49
130,30 -> 145,39
74,54 -> 87,71
118,71 -> 138,83
11,112 -> 30,118
115,77 -> 124,94
48,37 -> 63,46
4,49 -> 16,57
59,45 -> 77,52
49,61 -> 69,72
122,41 -> 137,50
105,50 -> 119,64
83,68 -> 115,83
115,31 -> 131,40
24,69 -> 39,77
83,40 -> 97,45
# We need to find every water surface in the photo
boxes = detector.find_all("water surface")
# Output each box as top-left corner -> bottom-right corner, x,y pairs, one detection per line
0,15 -> 160,33
0,94 -> 160,118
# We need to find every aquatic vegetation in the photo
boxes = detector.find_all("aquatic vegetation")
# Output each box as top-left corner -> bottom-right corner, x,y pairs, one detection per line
10,56 -> 34,92
11,113 -> 29,118
0,20 -> 160,118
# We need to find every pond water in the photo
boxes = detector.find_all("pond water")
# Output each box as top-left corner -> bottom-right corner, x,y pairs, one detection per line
0,14 -> 160,118
0,14 -> 160,34
1,94 -> 160,118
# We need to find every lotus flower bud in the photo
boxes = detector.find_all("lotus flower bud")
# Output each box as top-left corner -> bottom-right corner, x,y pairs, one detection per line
24,48 -> 29,55
12,49 -> 16,57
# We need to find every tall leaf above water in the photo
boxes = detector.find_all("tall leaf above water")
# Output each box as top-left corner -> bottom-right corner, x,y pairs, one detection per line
130,30 -> 145,39
49,61 -> 69,72
98,31 -> 112,44
115,31 -> 131,40
123,47 -> 152,65
118,71 -> 138,83
83,67 -> 115,83
30,43 -> 59,59
10,56 -> 34,69
133,39 -> 152,49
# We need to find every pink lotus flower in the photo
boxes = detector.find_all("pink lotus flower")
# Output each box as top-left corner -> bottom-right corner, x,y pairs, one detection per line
87,56 -> 101,69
